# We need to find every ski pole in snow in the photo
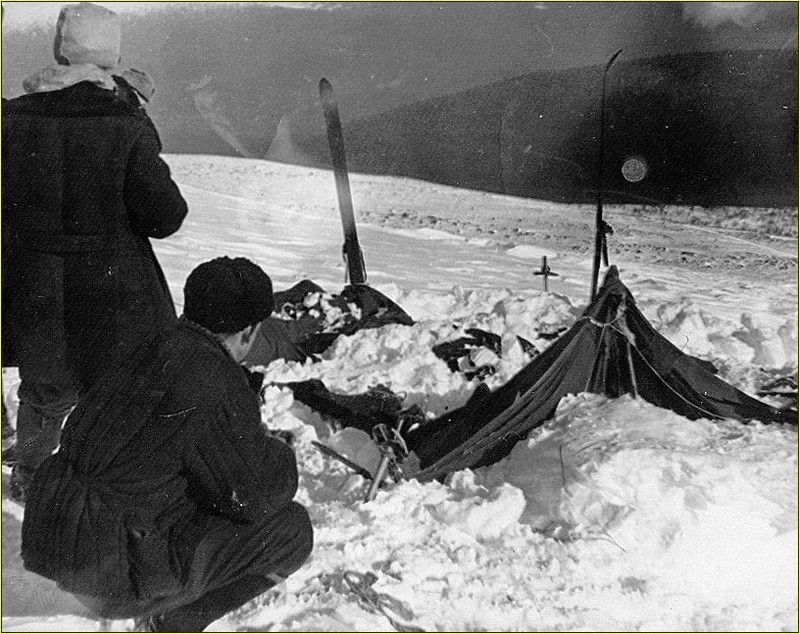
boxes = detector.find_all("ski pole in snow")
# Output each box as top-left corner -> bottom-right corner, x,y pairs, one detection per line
364,423 -> 408,502
364,449 -> 393,503
312,440 -> 377,481
589,49 -> 622,302
319,77 -> 368,286
534,255 -> 558,292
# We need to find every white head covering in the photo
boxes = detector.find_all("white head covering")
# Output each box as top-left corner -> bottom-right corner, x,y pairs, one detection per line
54,2 -> 121,69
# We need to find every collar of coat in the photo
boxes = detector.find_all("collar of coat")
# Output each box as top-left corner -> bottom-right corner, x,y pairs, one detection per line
23,63 -> 119,94
4,79 -> 143,120
179,316 -> 238,362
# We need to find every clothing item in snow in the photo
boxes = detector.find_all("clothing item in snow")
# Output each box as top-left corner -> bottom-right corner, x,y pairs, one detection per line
54,2 -> 121,68
183,257 -> 275,335
21,318 -> 312,628
277,379 -> 409,436
243,279 -> 415,367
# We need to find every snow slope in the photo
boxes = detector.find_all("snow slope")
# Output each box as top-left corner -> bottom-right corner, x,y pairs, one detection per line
2,156 -> 796,632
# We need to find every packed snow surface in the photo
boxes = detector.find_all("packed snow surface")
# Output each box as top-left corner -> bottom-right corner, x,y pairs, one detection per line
2,156 -> 797,632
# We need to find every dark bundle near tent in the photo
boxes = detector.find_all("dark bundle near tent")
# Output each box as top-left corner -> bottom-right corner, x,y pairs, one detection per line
275,379 -> 411,435
404,267 -> 796,483
244,280 -> 414,366
432,328 -> 539,380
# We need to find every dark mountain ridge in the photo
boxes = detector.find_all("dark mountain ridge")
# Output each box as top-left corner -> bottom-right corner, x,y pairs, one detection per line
2,4 -> 796,208
291,48 -> 798,208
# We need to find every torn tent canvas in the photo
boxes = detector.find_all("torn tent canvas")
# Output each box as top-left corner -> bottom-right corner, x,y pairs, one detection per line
406,266 -> 795,483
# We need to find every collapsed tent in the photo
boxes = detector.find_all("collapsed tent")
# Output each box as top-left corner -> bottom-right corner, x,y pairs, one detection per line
403,266 -> 796,482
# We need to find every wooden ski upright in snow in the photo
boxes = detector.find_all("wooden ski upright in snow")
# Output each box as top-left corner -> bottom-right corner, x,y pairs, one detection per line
319,77 -> 367,286
589,49 -> 622,302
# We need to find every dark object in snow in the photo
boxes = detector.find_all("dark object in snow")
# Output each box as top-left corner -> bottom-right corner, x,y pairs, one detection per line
244,281 -> 414,367
312,440 -> 376,481
758,375 -> 798,396
273,279 -> 327,311
406,266 -> 797,483
758,375 -> 798,407
432,328 -> 537,380
276,379 -> 417,436
339,569 -> 425,632
337,284 -> 414,334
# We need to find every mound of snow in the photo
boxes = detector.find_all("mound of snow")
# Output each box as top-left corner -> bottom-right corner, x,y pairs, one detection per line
653,299 -> 798,369
481,394 -> 797,619
505,244 -> 559,260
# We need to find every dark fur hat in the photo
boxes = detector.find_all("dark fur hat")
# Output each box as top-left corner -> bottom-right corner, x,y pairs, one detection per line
184,257 -> 274,334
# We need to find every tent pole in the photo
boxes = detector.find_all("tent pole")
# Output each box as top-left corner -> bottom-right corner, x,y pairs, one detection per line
589,49 -> 622,302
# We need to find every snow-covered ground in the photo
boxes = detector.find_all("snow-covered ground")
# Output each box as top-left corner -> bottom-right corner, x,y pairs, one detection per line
2,155 -> 797,632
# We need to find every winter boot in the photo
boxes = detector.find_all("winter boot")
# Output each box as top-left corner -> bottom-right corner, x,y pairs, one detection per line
9,464 -> 33,503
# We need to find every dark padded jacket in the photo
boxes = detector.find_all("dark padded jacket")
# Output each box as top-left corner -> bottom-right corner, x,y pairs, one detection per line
21,319 -> 299,606
1,82 -> 187,387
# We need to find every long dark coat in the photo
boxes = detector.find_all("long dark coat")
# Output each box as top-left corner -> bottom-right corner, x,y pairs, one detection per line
21,319 -> 300,607
1,82 -> 188,388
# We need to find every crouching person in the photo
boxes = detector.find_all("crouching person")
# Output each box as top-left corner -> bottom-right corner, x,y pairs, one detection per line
20,257 -> 313,632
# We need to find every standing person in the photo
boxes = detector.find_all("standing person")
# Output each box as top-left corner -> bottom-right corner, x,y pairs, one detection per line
21,257 -> 313,632
1,2 -> 188,501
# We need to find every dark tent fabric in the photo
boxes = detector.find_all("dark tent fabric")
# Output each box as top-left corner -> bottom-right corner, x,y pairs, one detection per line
245,281 -> 414,367
336,284 -> 415,335
276,379 -> 408,435
407,266 -> 796,483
